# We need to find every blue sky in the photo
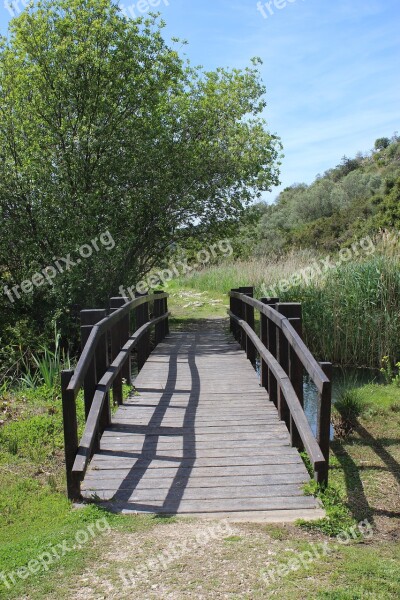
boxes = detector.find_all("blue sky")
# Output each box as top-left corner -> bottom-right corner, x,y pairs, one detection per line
1,0 -> 399,202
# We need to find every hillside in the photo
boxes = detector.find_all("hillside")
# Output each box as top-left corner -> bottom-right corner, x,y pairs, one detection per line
238,134 -> 400,255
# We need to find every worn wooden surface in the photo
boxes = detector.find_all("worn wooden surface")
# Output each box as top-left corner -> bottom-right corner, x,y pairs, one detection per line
82,320 -> 323,520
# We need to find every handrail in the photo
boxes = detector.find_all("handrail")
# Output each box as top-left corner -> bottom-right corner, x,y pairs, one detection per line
229,288 -> 332,485
68,292 -> 168,397
61,291 -> 169,499
229,291 -> 328,394
72,313 -> 168,477
229,313 -> 325,472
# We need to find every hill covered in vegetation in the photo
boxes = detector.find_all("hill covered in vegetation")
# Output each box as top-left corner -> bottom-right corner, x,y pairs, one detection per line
237,134 -> 400,256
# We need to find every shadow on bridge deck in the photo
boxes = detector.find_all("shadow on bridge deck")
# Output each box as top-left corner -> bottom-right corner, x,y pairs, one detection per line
82,319 -> 324,521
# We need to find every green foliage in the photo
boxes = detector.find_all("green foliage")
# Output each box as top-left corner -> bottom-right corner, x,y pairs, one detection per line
236,135 -> 400,256
19,327 -> 70,389
374,137 -> 390,151
379,356 -> 400,390
301,481 -> 355,536
0,0 -> 281,364
332,388 -> 366,438
276,253 -> 400,368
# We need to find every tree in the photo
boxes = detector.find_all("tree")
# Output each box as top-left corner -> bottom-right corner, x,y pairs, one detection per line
0,0 -> 282,336
374,137 -> 390,151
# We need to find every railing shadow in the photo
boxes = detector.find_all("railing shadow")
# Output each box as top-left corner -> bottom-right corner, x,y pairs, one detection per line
108,331 -> 200,512
330,420 -> 400,524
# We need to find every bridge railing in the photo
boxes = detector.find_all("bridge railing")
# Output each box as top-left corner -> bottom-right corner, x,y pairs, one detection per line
229,287 -> 332,485
61,291 -> 169,499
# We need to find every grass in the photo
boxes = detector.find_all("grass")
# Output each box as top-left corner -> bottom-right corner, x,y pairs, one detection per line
166,280 -> 228,322
0,382 -> 155,599
332,388 -> 366,438
173,240 -> 400,369
1,302 -> 399,598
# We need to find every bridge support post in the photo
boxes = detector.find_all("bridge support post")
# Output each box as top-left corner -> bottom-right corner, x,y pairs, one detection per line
110,297 -> 130,405
154,291 -> 166,344
276,303 -> 302,430
230,289 -> 240,342
80,309 -> 107,419
288,309 -> 304,451
260,298 -> 279,393
61,369 -> 81,500
135,293 -> 150,371
240,287 -> 256,365
316,362 -> 332,485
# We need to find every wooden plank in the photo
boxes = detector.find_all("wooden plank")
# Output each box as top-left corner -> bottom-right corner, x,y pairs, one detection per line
81,495 -> 318,513
82,472 -> 309,491
82,484 -> 305,501
84,463 -> 308,481
79,321 -> 321,519
89,454 -> 302,469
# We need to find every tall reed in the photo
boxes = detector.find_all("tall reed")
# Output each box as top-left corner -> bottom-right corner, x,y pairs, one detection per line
176,237 -> 400,368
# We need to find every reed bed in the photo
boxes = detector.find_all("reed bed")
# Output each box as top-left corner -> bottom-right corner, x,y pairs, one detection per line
178,237 -> 400,368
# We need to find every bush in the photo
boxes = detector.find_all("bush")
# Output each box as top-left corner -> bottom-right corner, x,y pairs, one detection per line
332,388 -> 366,438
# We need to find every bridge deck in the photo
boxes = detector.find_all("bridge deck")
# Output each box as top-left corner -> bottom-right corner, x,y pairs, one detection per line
82,320 -> 324,520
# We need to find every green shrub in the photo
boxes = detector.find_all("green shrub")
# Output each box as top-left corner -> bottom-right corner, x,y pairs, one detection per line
332,388 -> 366,438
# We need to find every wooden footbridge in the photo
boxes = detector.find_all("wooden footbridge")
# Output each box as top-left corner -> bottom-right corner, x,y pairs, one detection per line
61,288 -> 332,521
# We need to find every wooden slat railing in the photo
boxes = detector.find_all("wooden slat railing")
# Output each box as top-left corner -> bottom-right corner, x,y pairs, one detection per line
229,287 -> 332,485
61,291 -> 169,499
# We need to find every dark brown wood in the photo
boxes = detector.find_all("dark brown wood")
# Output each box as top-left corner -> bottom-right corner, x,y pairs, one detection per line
110,296 -> 131,384
97,327 -> 111,433
73,313 -> 169,476
276,304 -> 293,428
316,362 -> 332,486
288,311 -> 304,451
164,295 -> 170,336
237,287 -> 246,350
231,288 -> 240,341
241,287 -> 256,365
61,370 -> 81,500
229,292 -> 329,395
260,298 -> 279,393
135,293 -> 150,371
68,292 -> 168,397
110,298 -> 126,406
229,312 -> 326,475
154,291 -> 165,344
80,309 -> 107,419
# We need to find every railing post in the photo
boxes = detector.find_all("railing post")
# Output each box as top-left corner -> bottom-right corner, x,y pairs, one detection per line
154,291 -> 166,345
61,369 -> 81,500
96,319 -> 111,433
240,286 -> 256,365
164,294 -> 170,336
110,296 -> 130,405
136,293 -> 150,371
229,290 -> 235,334
316,362 -> 332,486
231,288 -> 240,342
288,308 -> 304,451
276,303 -> 301,429
80,309 -> 107,420
260,298 -> 279,393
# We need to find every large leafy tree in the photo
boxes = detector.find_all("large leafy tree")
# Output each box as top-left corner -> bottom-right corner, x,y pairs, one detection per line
0,0 -> 281,333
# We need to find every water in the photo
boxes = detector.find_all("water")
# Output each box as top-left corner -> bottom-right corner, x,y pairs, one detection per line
255,359 -> 380,439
